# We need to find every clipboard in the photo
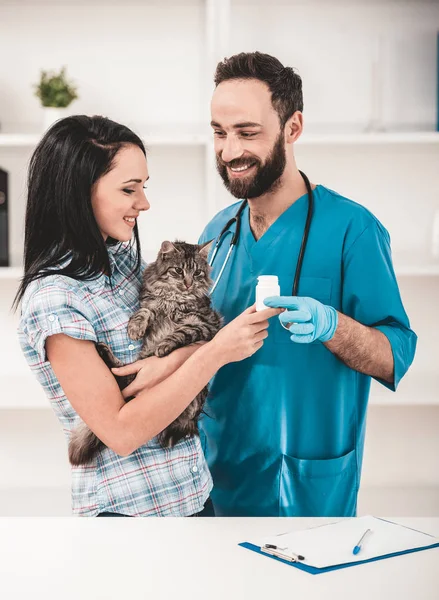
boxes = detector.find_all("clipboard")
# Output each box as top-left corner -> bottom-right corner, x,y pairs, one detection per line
239,516 -> 439,575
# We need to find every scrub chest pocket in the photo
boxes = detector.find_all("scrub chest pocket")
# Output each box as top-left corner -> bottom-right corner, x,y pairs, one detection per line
274,276 -> 333,344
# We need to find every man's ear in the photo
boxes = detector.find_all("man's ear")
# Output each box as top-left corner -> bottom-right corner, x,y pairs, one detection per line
199,240 -> 214,260
285,111 -> 303,144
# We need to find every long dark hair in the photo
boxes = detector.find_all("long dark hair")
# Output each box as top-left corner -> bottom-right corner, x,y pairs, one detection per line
214,51 -> 303,127
13,115 -> 146,309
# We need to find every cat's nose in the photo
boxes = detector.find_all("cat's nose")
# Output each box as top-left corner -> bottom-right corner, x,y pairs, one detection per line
184,277 -> 193,289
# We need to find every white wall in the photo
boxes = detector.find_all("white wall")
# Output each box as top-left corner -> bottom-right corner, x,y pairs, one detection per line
230,0 -> 439,131
0,1 -> 206,130
0,1 -> 210,266
0,0 -> 438,516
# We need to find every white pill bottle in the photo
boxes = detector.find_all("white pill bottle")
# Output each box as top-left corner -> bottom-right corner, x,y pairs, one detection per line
255,275 -> 280,311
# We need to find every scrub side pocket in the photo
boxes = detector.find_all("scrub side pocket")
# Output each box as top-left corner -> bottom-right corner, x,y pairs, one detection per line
274,276 -> 333,344
279,448 -> 358,517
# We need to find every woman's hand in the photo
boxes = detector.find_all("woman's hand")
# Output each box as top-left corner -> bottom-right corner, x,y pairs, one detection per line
211,304 -> 283,366
112,343 -> 206,399
112,357 -> 170,399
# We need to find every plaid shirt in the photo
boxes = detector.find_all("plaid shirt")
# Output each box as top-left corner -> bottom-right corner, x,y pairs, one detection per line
18,243 -> 212,516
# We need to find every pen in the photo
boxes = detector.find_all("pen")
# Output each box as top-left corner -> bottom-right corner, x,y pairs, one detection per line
262,544 -> 305,561
353,528 -> 372,555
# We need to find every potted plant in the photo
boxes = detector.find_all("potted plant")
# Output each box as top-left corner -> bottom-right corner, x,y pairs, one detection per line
34,67 -> 78,130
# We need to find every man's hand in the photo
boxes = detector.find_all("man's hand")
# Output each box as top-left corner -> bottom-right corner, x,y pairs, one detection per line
264,296 -> 338,344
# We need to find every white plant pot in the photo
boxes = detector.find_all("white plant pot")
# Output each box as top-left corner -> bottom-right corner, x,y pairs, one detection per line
42,107 -> 65,131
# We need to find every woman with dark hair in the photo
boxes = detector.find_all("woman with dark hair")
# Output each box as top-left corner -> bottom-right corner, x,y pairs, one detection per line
16,115 -> 278,517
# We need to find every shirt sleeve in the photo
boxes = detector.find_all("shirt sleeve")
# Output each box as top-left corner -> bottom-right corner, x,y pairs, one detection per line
22,281 -> 97,363
342,220 -> 417,391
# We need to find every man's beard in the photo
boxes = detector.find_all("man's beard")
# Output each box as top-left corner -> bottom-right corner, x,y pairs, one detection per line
216,132 -> 286,199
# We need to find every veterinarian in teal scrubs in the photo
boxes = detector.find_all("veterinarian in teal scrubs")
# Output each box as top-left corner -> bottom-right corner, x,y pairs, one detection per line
198,52 -> 417,517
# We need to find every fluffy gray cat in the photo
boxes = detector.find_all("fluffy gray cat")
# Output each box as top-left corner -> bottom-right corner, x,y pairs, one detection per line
68,240 -> 222,466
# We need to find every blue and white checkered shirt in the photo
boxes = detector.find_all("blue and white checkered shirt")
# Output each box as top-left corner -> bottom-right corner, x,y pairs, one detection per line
18,243 -> 212,516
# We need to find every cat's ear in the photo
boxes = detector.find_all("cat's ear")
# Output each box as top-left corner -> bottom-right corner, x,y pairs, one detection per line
160,241 -> 178,257
198,240 -> 214,260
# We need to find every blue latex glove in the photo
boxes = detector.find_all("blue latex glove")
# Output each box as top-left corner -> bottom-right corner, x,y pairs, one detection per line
264,296 -> 338,344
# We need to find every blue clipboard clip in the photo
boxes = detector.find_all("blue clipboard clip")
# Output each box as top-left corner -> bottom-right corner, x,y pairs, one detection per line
261,544 -> 305,563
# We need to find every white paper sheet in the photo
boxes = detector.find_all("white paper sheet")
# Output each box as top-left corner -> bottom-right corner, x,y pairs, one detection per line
252,516 -> 438,569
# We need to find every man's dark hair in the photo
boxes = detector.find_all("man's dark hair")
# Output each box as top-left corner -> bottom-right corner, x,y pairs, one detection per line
214,51 -> 303,127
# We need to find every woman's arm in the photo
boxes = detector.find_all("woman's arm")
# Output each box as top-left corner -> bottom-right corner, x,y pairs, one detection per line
46,305 -> 282,456
111,343 -> 206,399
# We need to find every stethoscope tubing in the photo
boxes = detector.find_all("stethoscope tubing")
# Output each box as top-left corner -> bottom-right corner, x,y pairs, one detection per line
209,243 -> 233,294
208,171 -> 313,297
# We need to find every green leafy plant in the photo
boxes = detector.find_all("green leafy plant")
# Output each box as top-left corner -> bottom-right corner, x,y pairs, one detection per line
34,67 -> 78,108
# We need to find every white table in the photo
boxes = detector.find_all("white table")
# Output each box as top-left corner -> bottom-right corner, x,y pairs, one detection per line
0,517 -> 437,600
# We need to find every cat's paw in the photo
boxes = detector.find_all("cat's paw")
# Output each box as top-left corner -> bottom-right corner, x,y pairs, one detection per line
128,313 -> 148,340
96,342 -> 111,360
96,342 -> 122,367
154,341 -> 177,358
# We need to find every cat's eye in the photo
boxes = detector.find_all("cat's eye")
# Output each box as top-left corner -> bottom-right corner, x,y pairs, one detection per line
174,267 -> 184,275
194,270 -> 203,277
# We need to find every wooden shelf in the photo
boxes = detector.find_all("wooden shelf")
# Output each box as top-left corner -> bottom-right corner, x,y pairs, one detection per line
393,253 -> 439,277
357,486 -> 439,517
0,267 -> 22,279
369,372 -> 439,407
1,368 -> 438,410
2,253 -> 439,281
297,132 -> 439,146
0,485 -> 437,517
2,131 -> 439,149
0,128 -> 208,148
0,373 -> 49,409
0,486 -> 71,517
0,134 -> 41,147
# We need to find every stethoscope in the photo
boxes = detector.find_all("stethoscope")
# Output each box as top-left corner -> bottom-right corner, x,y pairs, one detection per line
209,170 -> 314,295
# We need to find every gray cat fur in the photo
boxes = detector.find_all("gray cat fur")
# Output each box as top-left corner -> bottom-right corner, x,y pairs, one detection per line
68,240 -> 222,466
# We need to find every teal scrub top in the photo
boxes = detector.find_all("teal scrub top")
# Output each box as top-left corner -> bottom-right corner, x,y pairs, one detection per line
198,184 -> 417,517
